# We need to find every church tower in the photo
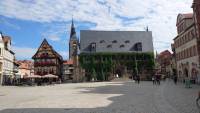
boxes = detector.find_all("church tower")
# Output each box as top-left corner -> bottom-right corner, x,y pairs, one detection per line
69,18 -> 78,60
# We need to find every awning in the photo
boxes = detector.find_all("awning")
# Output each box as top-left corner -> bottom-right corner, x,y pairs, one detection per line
43,74 -> 58,78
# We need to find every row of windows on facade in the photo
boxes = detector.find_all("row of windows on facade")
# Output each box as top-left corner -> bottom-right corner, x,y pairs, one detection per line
83,55 -> 148,62
35,68 -> 56,73
0,48 -> 14,60
90,42 -> 142,51
4,61 -> 13,69
99,40 -> 130,44
0,60 -> 14,71
177,22 -> 185,34
40,53 -> 49,57
176,45 -> 197,61
174,29 -> 195,48
34,59 -> 57,63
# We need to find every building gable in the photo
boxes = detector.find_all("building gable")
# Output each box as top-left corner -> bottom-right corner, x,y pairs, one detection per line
32,39 -> 62,60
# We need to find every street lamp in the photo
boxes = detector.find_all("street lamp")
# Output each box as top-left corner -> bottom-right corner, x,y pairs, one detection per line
134,52 -> 138,77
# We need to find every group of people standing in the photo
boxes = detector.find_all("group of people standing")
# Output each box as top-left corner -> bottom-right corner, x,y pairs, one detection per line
152,74 -> 161,85
135,75 -> 140,84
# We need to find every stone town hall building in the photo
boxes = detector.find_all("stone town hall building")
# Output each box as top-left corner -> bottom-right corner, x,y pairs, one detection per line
173,0 -> 200,83
32,18 -> 154,81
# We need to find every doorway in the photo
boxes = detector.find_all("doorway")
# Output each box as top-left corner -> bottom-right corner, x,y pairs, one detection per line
184,68 -> 189,77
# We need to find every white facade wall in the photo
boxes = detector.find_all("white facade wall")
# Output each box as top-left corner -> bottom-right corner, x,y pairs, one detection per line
0,34 -> 15,85
3,49 -> 14,75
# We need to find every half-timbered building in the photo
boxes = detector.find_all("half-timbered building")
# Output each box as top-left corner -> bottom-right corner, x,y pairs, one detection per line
32,39 -> 63,78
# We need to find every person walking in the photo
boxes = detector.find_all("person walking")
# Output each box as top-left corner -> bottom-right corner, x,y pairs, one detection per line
156,74 -> 161,85
174,75 -> 178,85
135,75 -> 140,84
152,76 -> 156,85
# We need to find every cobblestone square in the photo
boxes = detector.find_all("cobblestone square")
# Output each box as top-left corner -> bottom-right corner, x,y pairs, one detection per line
0,80 -> 199,113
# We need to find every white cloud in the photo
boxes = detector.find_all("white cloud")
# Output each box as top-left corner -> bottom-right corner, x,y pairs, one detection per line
0,0 -> 193,52
12,46 -> 37,60
41,22 -> 71,42
12,46 -> 69,60
47,35 -> 60,41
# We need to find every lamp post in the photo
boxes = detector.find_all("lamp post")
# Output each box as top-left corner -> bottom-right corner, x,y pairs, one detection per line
135,53 -> 138,76
133,51 -> 139,82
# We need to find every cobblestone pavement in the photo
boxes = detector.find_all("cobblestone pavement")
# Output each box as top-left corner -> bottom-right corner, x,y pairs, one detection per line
0,80 -> 199,113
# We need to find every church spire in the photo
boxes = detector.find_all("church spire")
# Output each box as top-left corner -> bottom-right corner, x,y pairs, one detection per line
70,17 -> 76,39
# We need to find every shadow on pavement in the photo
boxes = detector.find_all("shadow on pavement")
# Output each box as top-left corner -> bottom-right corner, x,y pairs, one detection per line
0,81 -> 199,113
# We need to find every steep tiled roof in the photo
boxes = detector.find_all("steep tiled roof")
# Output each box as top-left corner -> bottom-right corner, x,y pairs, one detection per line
182,13 -> 193,19
32,39 -> 63,60
80,30 -> 153,53
158,50 -> 172,59
63,59 -> 73,65
2,36 -> 11,43
17,60 -> 33,69
177,13 -> 193,26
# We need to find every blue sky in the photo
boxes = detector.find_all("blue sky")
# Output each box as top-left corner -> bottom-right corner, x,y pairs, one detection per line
0,0 -> 193,60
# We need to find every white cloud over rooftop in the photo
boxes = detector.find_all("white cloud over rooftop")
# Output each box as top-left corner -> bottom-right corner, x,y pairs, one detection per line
0,0 -> 193,53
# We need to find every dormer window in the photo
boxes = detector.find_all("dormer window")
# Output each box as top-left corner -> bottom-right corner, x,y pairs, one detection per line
90,42 -> 96,52
125,40 -> 130,43
134,42 -> 142,51
120,44 -> 125,48
100,40 -> 105,43
107,44 -> 112,48
112,40 -> 117,43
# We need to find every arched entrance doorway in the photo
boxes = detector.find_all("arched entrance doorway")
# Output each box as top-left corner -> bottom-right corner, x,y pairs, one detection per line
115,66 -> 124,78
184,68 -> 189,77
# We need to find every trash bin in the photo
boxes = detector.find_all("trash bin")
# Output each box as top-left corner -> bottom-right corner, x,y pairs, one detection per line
185,78 -> 191,88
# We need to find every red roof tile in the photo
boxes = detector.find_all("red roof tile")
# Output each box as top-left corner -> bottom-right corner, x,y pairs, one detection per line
63,59 -> 73,65
182,13 -> 193,19
17,60 -> 33,69
2,36 -> 11,43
